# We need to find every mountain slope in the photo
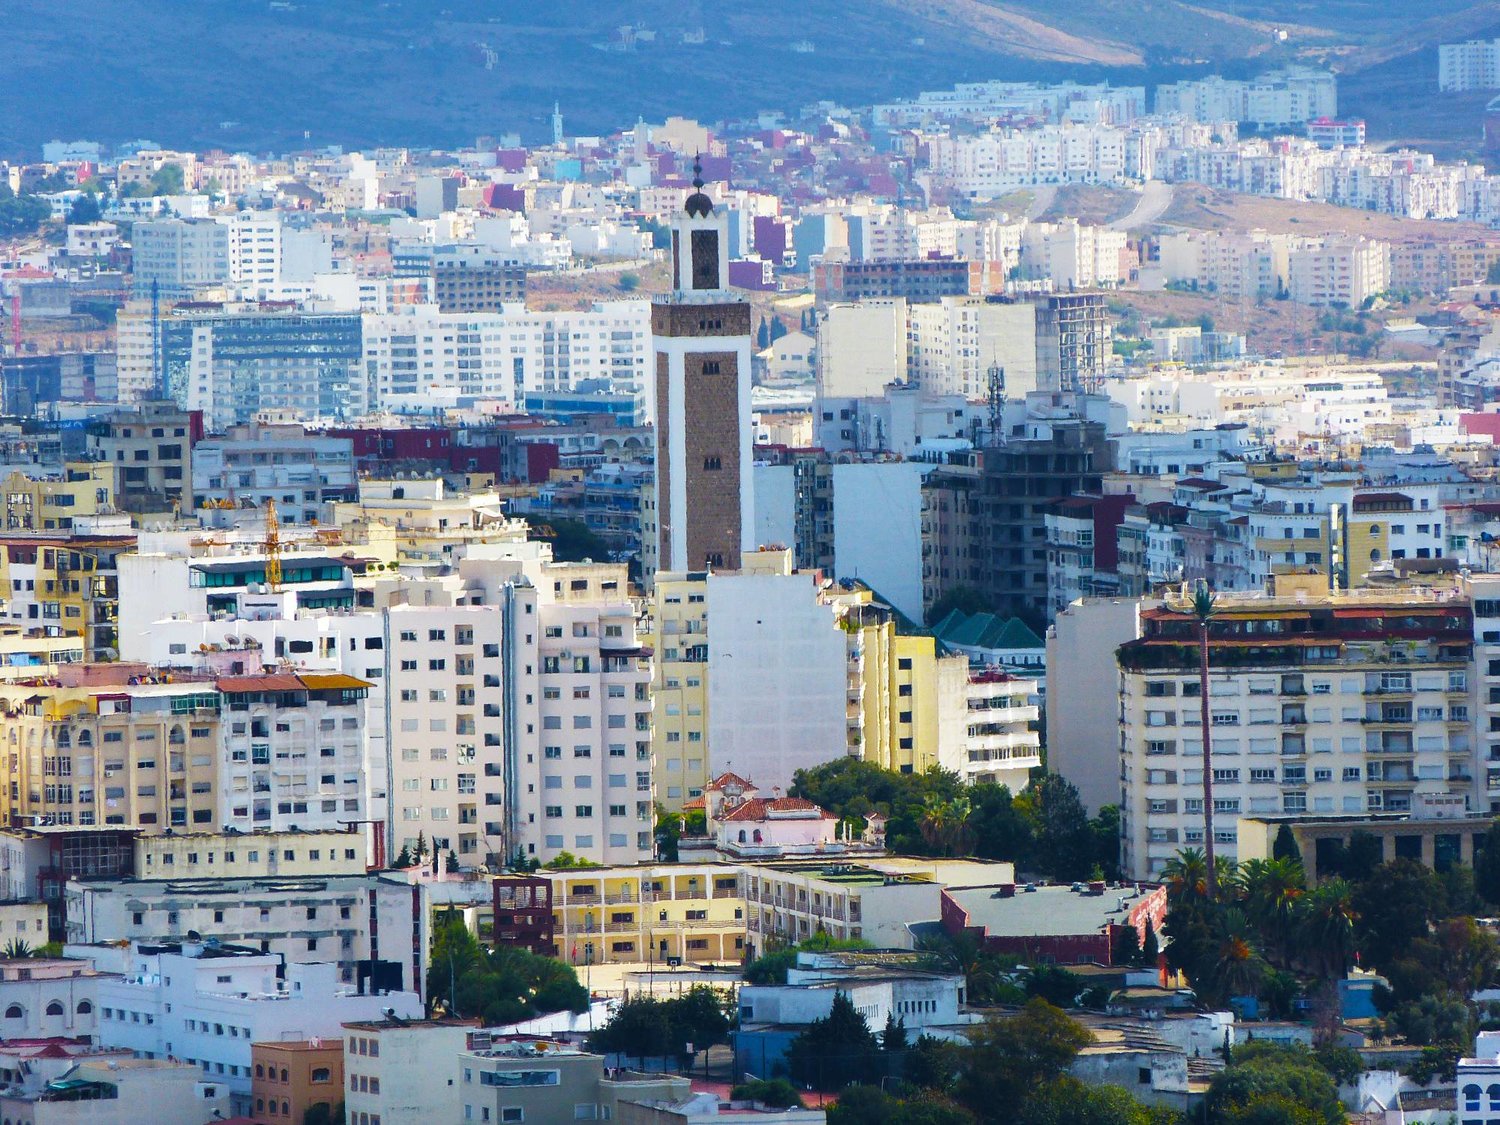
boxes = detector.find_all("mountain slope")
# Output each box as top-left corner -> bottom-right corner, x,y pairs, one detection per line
0,0 -> 1473,155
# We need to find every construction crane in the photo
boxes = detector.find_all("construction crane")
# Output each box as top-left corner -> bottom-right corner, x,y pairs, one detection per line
263,499 -> 283,591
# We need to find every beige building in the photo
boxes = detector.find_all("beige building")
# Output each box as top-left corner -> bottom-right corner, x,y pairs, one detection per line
250,1039 -> 344,1125
0,674 -> 222,830
743,858 -> 1015,952
0,901 -> 48,947
343,1019 -> 476,1125
136,829 -> 368,880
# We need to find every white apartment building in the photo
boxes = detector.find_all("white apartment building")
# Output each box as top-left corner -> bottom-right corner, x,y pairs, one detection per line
131,218 -> 229,300
1021,220 -> 1128,289
706,559 -> 850,792
1287,237 -> 1390,308
95,943 -> 420,1109
361,300 -> 651,415
1154,69 -> 1337,127
907,297 -> 1040,400
219,211 -> 282,288
216,672 -> 370,834
1117,588 -> 1477,880
0,957 -> 111,1040
191,423 -> 357,525
962,671 -> 1041,791
816,301 -> 907,399
66,873 -> 418,990
926,124 -> 1131,198
522,562 -> 655,866
1440,39 -> 1500,92
343,1019 -> 470,1125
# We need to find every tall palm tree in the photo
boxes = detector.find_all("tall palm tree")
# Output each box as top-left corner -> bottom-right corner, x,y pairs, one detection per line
1188,582 -> 1219,898
1239,857 -> 1305,965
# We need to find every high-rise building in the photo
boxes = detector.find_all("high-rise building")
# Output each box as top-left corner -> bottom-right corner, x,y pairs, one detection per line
651,164 -> 754,573
130,218 -> 230,301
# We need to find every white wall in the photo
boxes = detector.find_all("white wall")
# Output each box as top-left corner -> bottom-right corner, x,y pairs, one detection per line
831,462 -> 930,623
707,572 -> 848,790
753,465 -> 798,554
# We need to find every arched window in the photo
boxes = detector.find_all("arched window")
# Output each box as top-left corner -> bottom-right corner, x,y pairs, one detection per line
281,1068 -> 288,1082
737,830 -> 746,843
256,1099 -> 264,1113
268,1102 -> 277,1117
168,726 -> 185,744
312,1068 -> 331,1083
75,1000 -> 92,1015
4,1005 -> 23,1019
45,1001 -> 64,1016
282,1100 -> 290,1116
752,829 -> 763,843
76,730 -> 92,746
1487,1083 -> 1500,1110
1465,1084 -> 1482,1111
255,1065 -> 264,1078
56,729 -> 70,748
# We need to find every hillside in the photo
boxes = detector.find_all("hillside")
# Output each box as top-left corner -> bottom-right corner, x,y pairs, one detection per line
0,0 -> 1481,156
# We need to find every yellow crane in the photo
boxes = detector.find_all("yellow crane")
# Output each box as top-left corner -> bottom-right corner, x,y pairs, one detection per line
264,499 -> 283,591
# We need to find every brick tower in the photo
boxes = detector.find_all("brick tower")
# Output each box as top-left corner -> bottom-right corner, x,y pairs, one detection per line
651,159 -> 754,573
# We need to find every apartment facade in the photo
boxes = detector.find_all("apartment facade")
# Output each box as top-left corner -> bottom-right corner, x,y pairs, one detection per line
545,862 -> 744,966
1117,586 -> 1476,879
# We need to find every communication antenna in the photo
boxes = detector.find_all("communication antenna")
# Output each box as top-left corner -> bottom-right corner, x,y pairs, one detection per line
987,362 -> 1006,444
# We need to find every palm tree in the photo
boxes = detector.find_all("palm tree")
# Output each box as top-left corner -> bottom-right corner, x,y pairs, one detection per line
1163,848 -> 1209,902
918,796 -> 974,857
1239,857 -> 1305,965
1210,908 -> 1267,1003
1295,879 -> 1357,979
1188,582 -> 1219,899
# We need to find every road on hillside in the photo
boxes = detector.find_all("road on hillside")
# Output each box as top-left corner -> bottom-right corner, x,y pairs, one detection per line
1025,184 -> 1059,220
1108,180 -> 1174,231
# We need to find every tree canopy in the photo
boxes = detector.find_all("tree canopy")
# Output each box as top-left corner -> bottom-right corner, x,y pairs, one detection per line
426,911 -> 587,1024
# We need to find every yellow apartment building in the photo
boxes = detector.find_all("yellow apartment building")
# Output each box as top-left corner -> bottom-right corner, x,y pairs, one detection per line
0,676 -> 221,830
0,463 -> 117,532
649,572 -> 710,809
545,862 -> 744,966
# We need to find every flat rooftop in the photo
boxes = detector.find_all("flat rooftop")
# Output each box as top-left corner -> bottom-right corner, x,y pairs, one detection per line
948,884 -> 1142,938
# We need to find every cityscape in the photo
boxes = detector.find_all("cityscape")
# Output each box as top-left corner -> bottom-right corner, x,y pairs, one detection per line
10,6 -> 1500,1124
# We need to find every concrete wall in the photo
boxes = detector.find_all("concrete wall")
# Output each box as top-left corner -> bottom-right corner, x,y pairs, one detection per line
1046,598 -> 1142,814
831,462 -> 929,624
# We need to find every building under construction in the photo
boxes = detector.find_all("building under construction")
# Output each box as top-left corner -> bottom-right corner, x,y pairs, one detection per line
1035,292 -> 1109,394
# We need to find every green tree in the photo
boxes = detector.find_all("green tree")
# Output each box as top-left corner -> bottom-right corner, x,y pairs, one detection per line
1475,822 -> 1500,906
1293,879 -> 1357,980
827,1085 -> 976,1125
1022,1076 -> 1175,1125
537,518 -> 611,564
1388,992 -> 1475,1049
426,911 -> 587,1023
617,273 -> 640,292
1140,919 -> 1159,965
1312,1044 -> 1364,1087
303,1102 -> 346,1125
786,990 -> 884,1090
1205,1042 -> 1343,1125
924,585 -> 995,626
0,185 -> 52,238
149,163 -> 185,195
1272,824 -> 1301,863
1353,860 -> 1442,973
1112,923 -> 1141,967
67,193 -> 103,225
956,999 -> 1091,1114
731,1079 -> 803,1108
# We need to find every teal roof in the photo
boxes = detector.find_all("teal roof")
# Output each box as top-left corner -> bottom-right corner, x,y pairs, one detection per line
932,609 -> 1044,651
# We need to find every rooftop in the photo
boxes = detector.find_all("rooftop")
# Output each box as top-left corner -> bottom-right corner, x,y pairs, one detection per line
947,883 -> 1148,938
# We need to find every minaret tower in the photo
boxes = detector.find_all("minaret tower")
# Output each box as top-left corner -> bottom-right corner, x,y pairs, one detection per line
651,158 -> 754,574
